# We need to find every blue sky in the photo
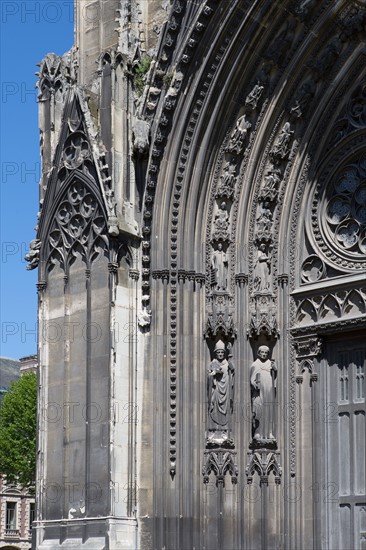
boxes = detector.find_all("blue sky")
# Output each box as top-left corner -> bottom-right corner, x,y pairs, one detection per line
1,1 -> 74,359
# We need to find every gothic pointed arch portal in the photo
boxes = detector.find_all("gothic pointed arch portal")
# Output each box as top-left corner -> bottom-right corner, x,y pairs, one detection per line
144,2 -> 366,549
30,1 -> 365,548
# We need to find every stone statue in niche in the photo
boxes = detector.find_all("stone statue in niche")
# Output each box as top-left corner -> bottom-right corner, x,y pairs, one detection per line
270,122 -> 293,159
212,201 -> 230,241
226,114 -> 251,154
245,83 -> 264,110
211,243 -> 228,291
25,239 -> 41,270
253,242 -> 272,292
207,340 -> 235,447
250,346 -> 277,443
217,161 -> 236,198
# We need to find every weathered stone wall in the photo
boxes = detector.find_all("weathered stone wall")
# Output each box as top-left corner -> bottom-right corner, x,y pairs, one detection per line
30,1 -> 366,548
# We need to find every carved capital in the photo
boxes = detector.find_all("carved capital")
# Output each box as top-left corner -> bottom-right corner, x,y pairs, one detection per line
177,269 -> 187,282
195,273 -> 206,285
235,273 -> 249,286
37,281 -> 47,292
128,268 -> 140,280
152,269 -> 169,282
187,270 -> 196,282
278,273 -> 289,286
108,262 -> 118,274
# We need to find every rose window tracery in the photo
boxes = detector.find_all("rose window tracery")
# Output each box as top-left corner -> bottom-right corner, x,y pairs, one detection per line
311,156 -> 366,270
326,162 -> 366,254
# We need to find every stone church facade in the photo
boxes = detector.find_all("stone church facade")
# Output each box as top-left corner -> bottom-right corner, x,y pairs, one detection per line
27,1 -> 366,548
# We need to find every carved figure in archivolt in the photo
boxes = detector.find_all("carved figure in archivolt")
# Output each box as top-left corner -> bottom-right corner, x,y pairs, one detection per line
260,168 -> 281,200
245,83 -> 264,110
290,78 -> 316,118
207,340 -> 235,447
212,201 -> 230,241
227,114 -> 251,154
253,243 -> 272,292
217,161 -> 236,198
250,346 -> 277,443
256,202 -> 273,237
211,243 -> 228,291
271,122 -> 293,159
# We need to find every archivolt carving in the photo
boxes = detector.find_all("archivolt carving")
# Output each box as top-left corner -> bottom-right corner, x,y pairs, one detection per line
270,122 -> 294,161
347,82 -> 366,129
45,181 -> 108,274
226,114 -> 251,155
139,0 -> 222,480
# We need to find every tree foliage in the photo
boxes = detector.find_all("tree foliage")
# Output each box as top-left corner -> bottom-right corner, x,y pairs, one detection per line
0,373 -> 37,488
133,55 -> 152,96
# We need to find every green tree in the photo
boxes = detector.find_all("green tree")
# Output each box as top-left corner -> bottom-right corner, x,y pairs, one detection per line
0,373 -> 37,489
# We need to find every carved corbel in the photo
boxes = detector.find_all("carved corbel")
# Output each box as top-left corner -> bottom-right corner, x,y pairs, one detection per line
248,294 -> 279,340
246,450 -> 282,485
203,450 -> 238,486
204,311 -> 236,339
25,239 -> 41,270
294,334 -> 322,382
